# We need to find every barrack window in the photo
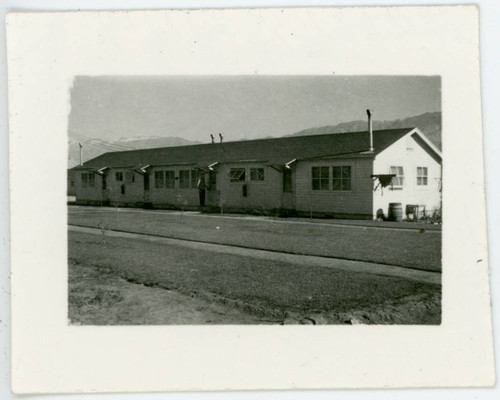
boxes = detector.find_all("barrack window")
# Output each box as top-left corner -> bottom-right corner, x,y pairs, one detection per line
250,168 -> 264,181
165,171 -> 176,188
312,167 -> 329,190
230,168 -> 246,182
332,166 -> 351,191
154,171 -> 164,188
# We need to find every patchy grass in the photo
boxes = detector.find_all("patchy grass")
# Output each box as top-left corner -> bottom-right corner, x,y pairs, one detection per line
69,231 -> 441,324
68,208 -> 441,271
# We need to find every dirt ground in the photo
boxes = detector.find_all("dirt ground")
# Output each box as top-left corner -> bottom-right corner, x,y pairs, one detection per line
69,260 -> 275,325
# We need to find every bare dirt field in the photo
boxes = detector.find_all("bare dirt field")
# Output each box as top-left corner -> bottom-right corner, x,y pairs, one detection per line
68,229 -> 441,325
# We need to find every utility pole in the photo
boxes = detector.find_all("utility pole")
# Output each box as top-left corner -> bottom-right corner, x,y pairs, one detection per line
79,142 -> 82,165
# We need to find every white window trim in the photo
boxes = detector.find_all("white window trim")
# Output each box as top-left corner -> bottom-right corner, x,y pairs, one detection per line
389,166 -> 405,189
416,166 -> 429,187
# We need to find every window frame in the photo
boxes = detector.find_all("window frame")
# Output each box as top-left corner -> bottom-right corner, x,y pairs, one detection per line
249,167 -> 265,182
312,166 -> 330,191
165,170 -> 176,189
190,169 -> 199,189
81,173 -> 88,188
154,171 -> 165,189
332,166 -> 352,191
230,168 -> 246,183
88,173 -> 95,188
179,170 -> 191,189
416,166 -> 428,186
389,166 -> 405,188
115,172 -> 123,182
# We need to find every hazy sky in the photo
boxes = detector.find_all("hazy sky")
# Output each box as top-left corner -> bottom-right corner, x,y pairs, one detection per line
68,76 -> 441,142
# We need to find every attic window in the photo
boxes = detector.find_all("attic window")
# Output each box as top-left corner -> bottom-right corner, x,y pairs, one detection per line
230,168 -> 246,182
389,166 -> 404,188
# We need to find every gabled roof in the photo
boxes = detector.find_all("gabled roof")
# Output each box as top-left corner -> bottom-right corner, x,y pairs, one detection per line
75,128 -> 415,170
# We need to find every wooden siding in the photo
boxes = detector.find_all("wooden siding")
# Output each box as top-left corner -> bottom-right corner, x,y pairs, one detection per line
105,168 -> 145,205
149,166 -> 200,207
216,163 -> 284,210
294,157 -> 374,218
75,171 -> 104,203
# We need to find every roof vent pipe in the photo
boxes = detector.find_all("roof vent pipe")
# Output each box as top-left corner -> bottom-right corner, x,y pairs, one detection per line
367,109 -> 374,152
210,134 -> 214,144
219,133 -> 223,143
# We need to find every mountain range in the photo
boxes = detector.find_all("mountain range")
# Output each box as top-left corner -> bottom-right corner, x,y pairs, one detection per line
287,112 -> 442,149
68,111 -> 441,168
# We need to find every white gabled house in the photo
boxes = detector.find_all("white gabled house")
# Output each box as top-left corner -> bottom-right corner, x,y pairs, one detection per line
372,127 -> 442,220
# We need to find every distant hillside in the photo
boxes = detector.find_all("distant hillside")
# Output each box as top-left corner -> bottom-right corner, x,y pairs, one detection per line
68,136 -> 200,168
288,112 -> 442,150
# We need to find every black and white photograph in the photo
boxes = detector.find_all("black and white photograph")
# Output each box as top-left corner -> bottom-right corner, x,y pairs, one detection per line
67,75 -> 442,325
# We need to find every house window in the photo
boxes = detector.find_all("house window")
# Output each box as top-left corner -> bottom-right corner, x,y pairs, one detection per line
144,173 -> 150,190
121,185 -> 125,195
165,171 -> 176,188
283,169 -> 293,192
154,171 -> 164,188
191,170 -> 199,188
250,168 -> 265,181
179,170 -> 191,189
390,166 -> 405,187
88,173 -> 95,187
332,166 -> 351,191
102,175 -> 107,190
312,166 -> 329,190
417,167 -> 428,186
230,168 -> 246,182
70,181 -> 74,187
115,172 -> 123,182
81,173 -> 88,188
